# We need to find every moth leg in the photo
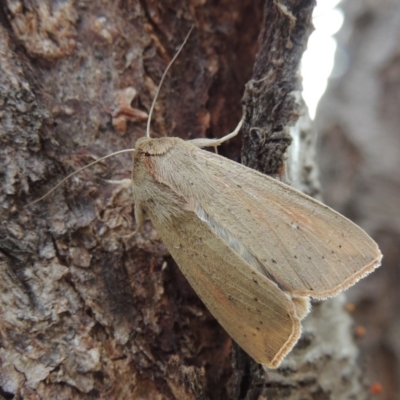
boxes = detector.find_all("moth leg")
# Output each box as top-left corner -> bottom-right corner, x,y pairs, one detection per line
190,113 -> 244,148
106,179 -> 132,186
123,202 -> 144,241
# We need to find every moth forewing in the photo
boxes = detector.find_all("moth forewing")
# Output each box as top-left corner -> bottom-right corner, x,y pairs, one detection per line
147,194 -> 302,367
140,139 -> 381,299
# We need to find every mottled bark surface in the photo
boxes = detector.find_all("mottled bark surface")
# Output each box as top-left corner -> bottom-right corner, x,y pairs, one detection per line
317,1 -> 400,399
0,0 -> 373,399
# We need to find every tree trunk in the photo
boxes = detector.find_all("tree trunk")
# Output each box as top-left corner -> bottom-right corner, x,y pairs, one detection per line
0,1 -> 370,399
317,0 -> 400,399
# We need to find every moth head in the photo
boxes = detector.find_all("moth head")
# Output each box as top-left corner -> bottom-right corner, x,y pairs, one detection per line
135,137 -> 177,156
131,137 -> 179,182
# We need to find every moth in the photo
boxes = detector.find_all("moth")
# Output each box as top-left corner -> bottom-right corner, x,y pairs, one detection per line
33,28 -> 382,368
126,130 -> 381,368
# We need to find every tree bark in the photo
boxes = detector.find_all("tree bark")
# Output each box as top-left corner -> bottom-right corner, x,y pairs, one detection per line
0,1 -> 370,399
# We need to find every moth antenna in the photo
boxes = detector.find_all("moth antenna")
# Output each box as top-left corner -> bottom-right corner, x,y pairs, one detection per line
146,25 -> 194,138
28,148 -> 135,206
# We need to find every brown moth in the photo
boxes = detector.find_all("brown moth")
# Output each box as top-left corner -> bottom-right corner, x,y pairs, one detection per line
33,28 -> 382,368
125,131 -> 381,368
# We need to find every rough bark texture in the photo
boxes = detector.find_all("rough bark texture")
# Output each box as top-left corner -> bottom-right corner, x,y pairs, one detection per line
0,1 -> 372,399
316,1 -> 400,399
